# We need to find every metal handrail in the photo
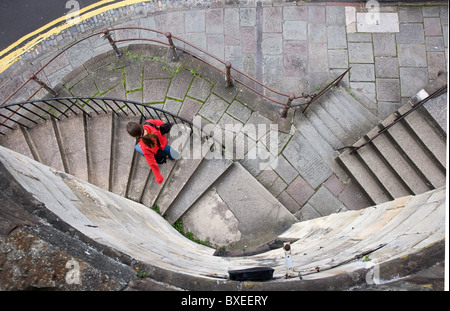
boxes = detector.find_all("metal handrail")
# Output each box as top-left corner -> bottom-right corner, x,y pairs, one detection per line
294,68 -> 351,113
0,26 -> 318,127
0,97 -> 194,135
337,84 -> 448,155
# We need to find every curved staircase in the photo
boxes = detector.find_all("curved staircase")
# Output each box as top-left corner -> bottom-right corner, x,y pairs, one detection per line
0,99 -> 297,253
0,45 -> 446,290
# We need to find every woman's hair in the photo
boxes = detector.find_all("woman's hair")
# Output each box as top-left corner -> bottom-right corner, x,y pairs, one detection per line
126,122 -> 143,138
141,134 -> 158,148
126,121 -> 158,148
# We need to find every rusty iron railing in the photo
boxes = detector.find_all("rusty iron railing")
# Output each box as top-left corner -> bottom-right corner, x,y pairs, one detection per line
291,67 -> 351,114
338,84 -> 447,155
0,26 -> 349,131
0,97 -> 194,134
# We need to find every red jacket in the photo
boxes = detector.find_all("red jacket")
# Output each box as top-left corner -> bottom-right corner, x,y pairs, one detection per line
138,119 -> 167,184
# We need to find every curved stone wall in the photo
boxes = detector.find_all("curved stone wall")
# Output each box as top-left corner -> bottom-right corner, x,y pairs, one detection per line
0,145 -> 445,290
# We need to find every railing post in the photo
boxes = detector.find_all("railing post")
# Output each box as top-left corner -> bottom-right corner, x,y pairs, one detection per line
281,93 -> 294,118
225,62 -> 233,88
101,28 -> 122,58
165,32 -> 179,61
29,73 -> 57,96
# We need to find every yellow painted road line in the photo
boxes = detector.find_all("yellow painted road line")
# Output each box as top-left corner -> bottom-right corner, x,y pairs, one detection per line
0,0 -> 150,74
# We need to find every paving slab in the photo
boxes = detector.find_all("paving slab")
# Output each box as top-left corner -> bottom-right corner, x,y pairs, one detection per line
226,100 -> 252,124
294,202 -> 322,221
283,132 -> 332,189
347,32 -> 372,43
349,64 -> 375,82
372,33 -> 397,57
398,6 -> 423,23
308,185 -> 346,216
283,21 -> 307,41
91,66 -> 125,94
327,26 -> 347,49
326,5 -> 346,26
284,54 -> 307,77
348,42 -> 374,64
167,68 -> 194,100
187,75 -> 212,102
398,44 -> 427,67
424,17 -> 442,36
375,57 -> 399,78
399,67 -> 429,98
277,190 -> 301,215
427,52 -> 447,79
356,13 -> 399,33
198,93 -> 229,124
178,97 -> 202,121
256,168 -> 287,197
143,79 -> 170,103
124,61 -> 144,91
309,5 -> 326,24
425,36 -> 445,52
328,50 -> 349,69
308,23 -> 327,44
376,78 -> 400,102
396,24 -> 425,44
270,154 -> 297,184
263,6 -> 282,33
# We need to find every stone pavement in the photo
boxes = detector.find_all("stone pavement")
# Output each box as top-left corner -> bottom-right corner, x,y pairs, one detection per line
0,0 -> 448,221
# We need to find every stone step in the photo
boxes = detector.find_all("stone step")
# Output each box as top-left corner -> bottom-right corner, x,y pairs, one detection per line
306,98 -> 352,146
86,112 -> 114,191
164,146 -> 233,224
335,86 -> 380,126
397,104 -> 446,170
292,112 -> 348,182
126,148 -> 152,202
325,92 -> 366,132
337,148 -> 391,205
369,128 -> 432,195
181,162 -> 297,251
110,113 -> 141,197
319,93 -> 359,135
140,124 -> 192,209
422,93 -> 447,136
338,96 -> 447,204
23,118 -> 66,173
355,136 -> 412,199
0,126 -> 35,161
381,115 -> 446,189
302,108 -> 344,150
54,113 -> 89,181
156,135 -> 214,215
328,89 -> 379,138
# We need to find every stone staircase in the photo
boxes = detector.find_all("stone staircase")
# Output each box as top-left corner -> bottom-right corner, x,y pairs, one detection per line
0,51 -> 447,289
0,109 -> 296,251
294,86 -> 382,185
337,94 -> 447,205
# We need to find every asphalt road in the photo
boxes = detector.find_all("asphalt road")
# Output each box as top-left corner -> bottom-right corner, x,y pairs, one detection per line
0,0 -> 113,51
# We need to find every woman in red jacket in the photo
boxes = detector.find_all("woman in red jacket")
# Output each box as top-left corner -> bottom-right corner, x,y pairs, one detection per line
126,119 -> 180,184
